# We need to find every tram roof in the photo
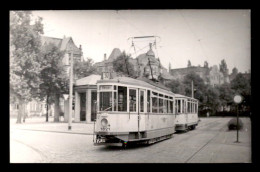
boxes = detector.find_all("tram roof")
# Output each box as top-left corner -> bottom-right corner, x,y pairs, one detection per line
175,94 -> 198,101
97,76 -> 174,95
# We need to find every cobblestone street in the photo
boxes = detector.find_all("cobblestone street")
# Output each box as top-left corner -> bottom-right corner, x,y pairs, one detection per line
10,117 -> 251,163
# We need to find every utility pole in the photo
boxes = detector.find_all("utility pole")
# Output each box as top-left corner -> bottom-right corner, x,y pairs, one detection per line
191,80 -> 194,98
68,52 -> 73,130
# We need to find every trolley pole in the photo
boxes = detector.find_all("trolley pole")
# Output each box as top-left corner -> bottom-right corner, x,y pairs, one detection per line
68,52 -> 73,130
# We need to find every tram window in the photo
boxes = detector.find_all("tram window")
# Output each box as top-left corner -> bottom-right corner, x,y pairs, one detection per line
129,89 -> 137,112
99,92 -> 112,111
177,100 -> 181,113
147,90 -> 151,113
184,101 -> 186,113
187,102 -> 190,113
169,101 -> 173,113
182,100 -> 185,113
152,97 -> 158,113
118,86 -> 127,112
113,92 -> 117,111
140,90 -> 144,112
163,99 -> 167,113
175,100 -> 177,114
152,92 -> 158,96
159,98 -> 163,113
195,102 -> 197,113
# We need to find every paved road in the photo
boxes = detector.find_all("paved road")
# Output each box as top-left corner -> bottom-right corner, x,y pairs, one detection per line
10,117 -> 251,163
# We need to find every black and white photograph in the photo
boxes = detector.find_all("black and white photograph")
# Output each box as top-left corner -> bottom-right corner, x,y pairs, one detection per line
9,10 -> 251,163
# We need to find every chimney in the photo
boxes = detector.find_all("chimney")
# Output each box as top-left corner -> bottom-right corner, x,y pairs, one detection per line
79,45 -> 82,50
104,54 -> 107,61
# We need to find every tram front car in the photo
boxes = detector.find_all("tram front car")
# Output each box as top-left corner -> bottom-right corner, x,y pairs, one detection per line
94,76 -> 176,147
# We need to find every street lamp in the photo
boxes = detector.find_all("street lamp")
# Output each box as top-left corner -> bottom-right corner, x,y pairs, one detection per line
68,52 -> 74,130
233,94 -> 243,143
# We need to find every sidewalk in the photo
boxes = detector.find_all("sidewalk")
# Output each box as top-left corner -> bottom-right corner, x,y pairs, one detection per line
10,117 -> 95,135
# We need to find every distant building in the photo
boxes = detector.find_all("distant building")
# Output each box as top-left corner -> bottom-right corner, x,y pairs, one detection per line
169,65 -> 230,86
94,43 -> 173,83
41,36 -> 83,76
94,48 -> 122,74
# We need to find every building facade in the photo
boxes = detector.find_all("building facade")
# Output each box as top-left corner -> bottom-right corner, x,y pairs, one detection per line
169,65 -> 230,86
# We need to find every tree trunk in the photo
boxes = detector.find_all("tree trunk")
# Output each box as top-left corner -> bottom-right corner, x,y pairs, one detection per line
16,98 -> 23,124
54,94 -> 60,122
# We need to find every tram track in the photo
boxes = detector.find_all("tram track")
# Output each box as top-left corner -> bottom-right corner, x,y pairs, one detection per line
11,138 -> 49,163
184,120 -> 228,163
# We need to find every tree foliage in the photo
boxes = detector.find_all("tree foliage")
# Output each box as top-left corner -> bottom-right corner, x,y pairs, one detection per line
204,61 -> 209,68
38,43 -> 69,122
112,51 -> 137,77
10,11 -> 44,123
231,67 -> 238,76
219,59 -> 228,76
187,60 -> 191,67
73,58 -> 95,79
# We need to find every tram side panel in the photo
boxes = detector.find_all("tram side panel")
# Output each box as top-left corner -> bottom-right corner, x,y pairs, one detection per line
144,114 -> 175,139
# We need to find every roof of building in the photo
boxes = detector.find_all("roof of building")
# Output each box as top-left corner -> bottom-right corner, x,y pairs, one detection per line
107,48 -> 121,62
41,36 -> 81,54
75,74 -> 101,86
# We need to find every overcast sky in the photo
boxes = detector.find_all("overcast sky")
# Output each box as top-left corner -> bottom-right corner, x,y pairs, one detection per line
32,10 -> 250,73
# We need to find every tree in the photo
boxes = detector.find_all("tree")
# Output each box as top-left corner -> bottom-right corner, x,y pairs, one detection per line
204,86 -> 221,114
231,67 -> 238,76
216,83 -> 235,111
38,43 -> 68,122
183,73 -> 207,101
73,58 -> 95,79
112,51 -> 137,77
219,59 -> 228,76
10,11 -> 44,123
230,73 -> 251,111
204,61 -> 209,68
187,60 -> 191,67
165,79 -> 185,95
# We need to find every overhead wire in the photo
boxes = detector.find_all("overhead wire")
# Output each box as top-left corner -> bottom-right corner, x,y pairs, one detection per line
177,10 -> 209,60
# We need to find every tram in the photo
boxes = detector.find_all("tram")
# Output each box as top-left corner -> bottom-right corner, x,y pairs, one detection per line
94,76 -> 176,147
174,94 -> 199,131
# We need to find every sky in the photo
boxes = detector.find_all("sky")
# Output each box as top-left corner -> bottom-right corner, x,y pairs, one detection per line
31,10 -> 251,73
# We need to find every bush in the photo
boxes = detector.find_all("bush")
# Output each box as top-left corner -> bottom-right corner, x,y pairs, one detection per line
228,118 -> 243,130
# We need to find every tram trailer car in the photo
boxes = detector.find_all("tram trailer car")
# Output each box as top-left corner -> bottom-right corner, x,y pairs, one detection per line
174,94 -> 199,131
94,76 -> 176,147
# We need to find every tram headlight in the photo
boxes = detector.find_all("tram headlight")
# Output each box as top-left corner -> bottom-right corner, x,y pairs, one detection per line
101,118 -> 108,127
